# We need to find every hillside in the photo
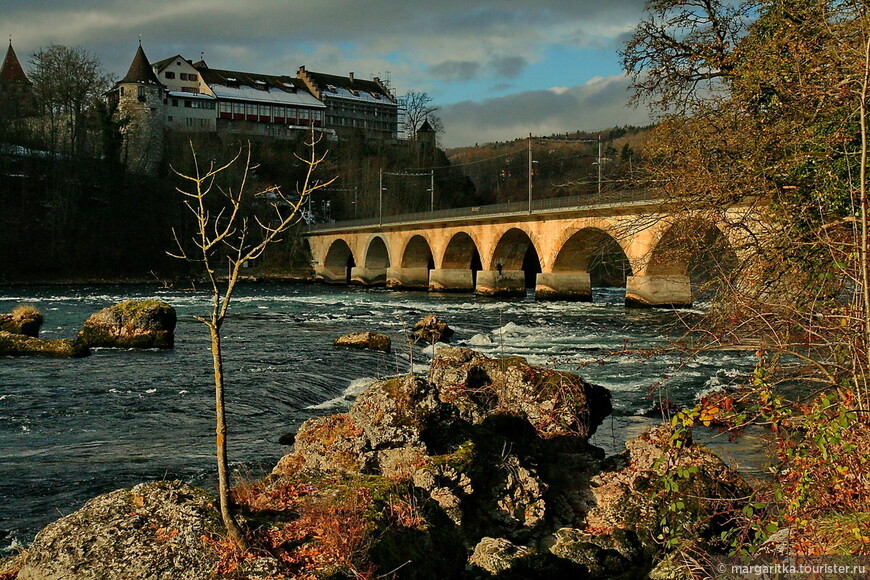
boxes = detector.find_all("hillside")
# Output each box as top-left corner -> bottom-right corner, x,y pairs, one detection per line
444,125 -> 653,204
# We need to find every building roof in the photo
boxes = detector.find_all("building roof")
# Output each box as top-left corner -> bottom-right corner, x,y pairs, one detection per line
298,67 -> 396,105
119,44 -> 162,85
151,54 -> 186,72
196,64 -> 324,108
1,42 -> 30,85
417,119 -> 435,133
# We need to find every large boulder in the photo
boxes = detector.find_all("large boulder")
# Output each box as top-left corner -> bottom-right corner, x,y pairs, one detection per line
78,300 -> 176,349
16,481 -> 222,580
0,305 -> 43,337
333,331 -> 391,353
0,331 -> 89,358
412,314 -> 454,344
429,347 -> 612,440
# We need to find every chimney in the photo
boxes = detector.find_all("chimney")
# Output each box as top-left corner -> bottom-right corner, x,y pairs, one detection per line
348,72 -> 354,82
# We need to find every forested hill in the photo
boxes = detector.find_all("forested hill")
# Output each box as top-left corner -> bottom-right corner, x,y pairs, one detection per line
444,125 -> 653,204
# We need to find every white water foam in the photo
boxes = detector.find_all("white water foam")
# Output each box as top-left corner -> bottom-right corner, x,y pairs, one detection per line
307,377 -> 377,410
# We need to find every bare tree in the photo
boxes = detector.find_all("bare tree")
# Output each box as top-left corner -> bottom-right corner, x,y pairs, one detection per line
169,132 -> 335,549
29,45 -> 111,156
620,0 -> 749,112
399,91 -> 441,140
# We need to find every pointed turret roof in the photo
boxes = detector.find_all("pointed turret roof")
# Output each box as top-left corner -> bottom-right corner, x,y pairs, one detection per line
1,41 -> 30,85
417,119 -> 435,133
119,44 -> 161,85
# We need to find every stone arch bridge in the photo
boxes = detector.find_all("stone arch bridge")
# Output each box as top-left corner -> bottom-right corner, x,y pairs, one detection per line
304,195 -> 757,307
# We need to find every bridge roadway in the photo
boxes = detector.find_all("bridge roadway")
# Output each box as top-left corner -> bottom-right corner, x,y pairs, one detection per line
303,191 -> 754,307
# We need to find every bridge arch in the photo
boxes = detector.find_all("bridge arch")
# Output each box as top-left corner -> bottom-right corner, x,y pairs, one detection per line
401,234 -> 435,269
552,227 -> 633,287
441,232 -> 482,271
429,231 -> 483,291
364,235 -> 391,269
627,218 -> 739,307
646,219 -> 738,280
489,227 -> 542,289
322,238 -> 356,284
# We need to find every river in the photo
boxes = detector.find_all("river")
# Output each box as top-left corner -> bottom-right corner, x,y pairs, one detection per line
0,282 -> 761,553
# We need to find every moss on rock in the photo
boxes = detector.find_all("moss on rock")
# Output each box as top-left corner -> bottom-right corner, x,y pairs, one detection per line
333,331 -> 392,353
0,331 -> 89,358
78,300 -> 176,349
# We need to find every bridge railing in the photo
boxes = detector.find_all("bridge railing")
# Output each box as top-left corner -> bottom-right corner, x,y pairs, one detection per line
306,189 -> 654,232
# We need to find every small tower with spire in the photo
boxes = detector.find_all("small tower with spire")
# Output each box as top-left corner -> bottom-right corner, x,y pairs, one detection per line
109,41 -> 166,175
0,39 -> 35,119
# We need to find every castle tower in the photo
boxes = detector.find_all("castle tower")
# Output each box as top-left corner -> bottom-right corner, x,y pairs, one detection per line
110,43 -> 165,175
0,40 -> 35,119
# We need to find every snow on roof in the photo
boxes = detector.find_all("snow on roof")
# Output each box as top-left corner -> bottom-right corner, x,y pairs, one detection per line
325,85 -> 395,105
167,91 -> 215,99
209,84 -> 325,107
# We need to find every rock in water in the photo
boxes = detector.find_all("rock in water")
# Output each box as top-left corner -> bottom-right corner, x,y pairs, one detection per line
17,481 -> 221,580
333,331 -> 391,353
0,331 -> 89,358
0,305 -> 44,337
411,314 -> 454,343
78,300 -> 176,349
429,346 -> 612,440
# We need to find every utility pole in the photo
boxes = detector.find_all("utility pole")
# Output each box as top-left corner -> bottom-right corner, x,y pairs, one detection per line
378,168 -> 383,226
597,134 -> 602,196
430,170 -> 435,212
528,133 -> 533,213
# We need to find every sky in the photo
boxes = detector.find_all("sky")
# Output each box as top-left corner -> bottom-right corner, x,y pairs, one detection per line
5,0 -> 655,148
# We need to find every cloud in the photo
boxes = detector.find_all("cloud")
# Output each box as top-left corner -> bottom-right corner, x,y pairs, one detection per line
429,60 -> 482,82
439,74 -> 653,147
490,56 -> 527,78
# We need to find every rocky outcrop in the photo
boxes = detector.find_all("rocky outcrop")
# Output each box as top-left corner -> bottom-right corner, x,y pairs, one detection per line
333,331 -> 391,353
411,314 -> 454,343
270,348 -> 749,579
430,347 -> 612,439
78,300 -> 176,349
17,481 -> 220,580
0,331 -> 89,358
0,305 -> 43,337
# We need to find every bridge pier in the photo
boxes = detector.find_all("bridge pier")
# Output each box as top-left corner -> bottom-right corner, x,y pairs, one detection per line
386,267 -> 430,290
350,267 -> 387,286
314,265 -> 349,284
476,270 -> 526,297
625,275 -> 692,308
429,269 -> 474,292
535,272 -> 592,301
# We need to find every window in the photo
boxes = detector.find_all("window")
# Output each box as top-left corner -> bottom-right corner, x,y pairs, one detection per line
184,100 -> 192,108
120,87 -> 125,96
167,116 -> 173,122
259,104 -> 271,117
182,86 -> 199,94
165,71 -> 175,79
219,102 -> 232,115
137,85 -> 145,102
233,102 -> 244,115
172,99 -> 178,107
246,104 -> 257,116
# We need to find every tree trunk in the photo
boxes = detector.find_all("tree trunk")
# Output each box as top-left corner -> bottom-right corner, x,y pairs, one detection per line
209,324 -> 247,550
